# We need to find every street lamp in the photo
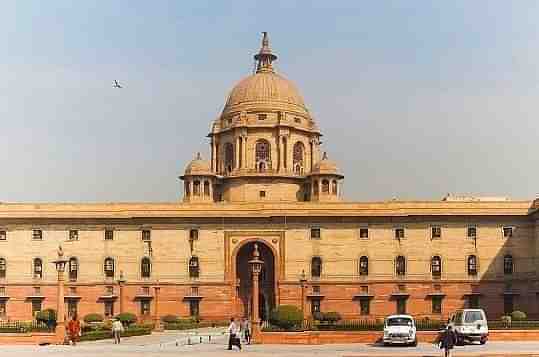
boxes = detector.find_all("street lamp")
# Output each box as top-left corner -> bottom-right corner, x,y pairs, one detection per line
117,270 -> 126,314
299,269 -> 308,316
52,245 -> 68,344
248,243 -> 264,343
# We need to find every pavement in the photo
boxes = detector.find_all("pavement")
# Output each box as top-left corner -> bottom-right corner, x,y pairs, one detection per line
0,327 -> 538,356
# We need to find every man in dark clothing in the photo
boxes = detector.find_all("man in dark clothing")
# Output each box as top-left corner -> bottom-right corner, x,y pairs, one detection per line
440,325 -> 457,357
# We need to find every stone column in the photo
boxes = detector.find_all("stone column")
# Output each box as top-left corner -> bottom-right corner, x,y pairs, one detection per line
242,137 -> 248,170
211,139 -> 216,172
153,286 -> 163,331
118,271 -> 126,314
56,268 -> 66,344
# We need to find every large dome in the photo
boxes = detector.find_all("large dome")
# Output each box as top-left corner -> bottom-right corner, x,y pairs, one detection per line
221,71 -> 309,117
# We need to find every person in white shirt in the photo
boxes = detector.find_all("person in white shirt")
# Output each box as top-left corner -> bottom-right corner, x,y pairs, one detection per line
111,319 -> 125,344
227,317 -> 242,351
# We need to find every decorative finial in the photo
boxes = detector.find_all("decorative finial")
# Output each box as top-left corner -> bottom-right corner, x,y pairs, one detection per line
119,270 -> 124,280
57,245 -> 64,258
301,269 -> 306,280
195,152 -> 202,160
253,243 -> 260,259
254,32 -> 277,73
322,152 -> 328,160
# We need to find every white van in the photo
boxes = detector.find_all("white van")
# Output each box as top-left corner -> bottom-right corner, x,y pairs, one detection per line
448,309 -> 488,345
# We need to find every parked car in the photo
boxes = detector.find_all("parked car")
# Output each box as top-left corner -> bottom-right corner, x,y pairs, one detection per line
447,309 -> 488,345
383,314 -> 417,346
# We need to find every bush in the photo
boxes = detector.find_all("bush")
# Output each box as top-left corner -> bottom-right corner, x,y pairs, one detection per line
84,313 -> 104,323
161,314 -> 180,324
322,312 -> 342,324
80,324 -> 152,341
36,309 -> 57,329
115,312 -> 137,326
269,305 -> 303,331
511,311 -> 527,321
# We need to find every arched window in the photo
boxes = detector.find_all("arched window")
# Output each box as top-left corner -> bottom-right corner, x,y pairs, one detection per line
359,256 -> 369,276
0,258 -> 6,279
69,257 -> 78,281
255,140 -> 271,172
332,180 -> 338,195
104,257 -> 115,278
504,254 -> 513,275
311,256 -> 322,278
141,257 -> 151,278
224,143 -> 234,173
431,256 -> 442,277
189,256 -> 200,278
395,256 -> 406,276
322,180 -> 330,193
293,142 -> 304,175
203,181 -> 210,197
193,180 -> 200,196
33,258 -> 43,279
313,180 -> 319,195
467,255 -> 478,275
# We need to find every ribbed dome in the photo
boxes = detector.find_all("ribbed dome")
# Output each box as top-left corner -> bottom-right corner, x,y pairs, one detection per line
312,153 -> 340,175
184,153 -> 212,176
221,71 -> 309,117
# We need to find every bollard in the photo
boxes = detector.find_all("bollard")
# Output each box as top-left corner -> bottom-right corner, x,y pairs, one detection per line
209,335 -> 211,342
200,336 -> 203,343
175,339 -> 179,347
187,336 -> 191,345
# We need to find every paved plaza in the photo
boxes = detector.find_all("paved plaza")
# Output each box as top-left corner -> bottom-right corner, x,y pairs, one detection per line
1,328 -> 539,357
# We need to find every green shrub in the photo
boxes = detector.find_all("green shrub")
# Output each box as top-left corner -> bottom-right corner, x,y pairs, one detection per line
80,324 -> 152,342
269,305 -> 303,331
115,312 -> 137,326
36,309 -> 57,329
322,312 -> 342,324
161,314 -> 180,323
511,311 -> 527,321
83,313 -> 104,323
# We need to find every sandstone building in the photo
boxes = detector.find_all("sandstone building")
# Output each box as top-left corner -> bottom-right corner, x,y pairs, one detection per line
0,33 -> 538,322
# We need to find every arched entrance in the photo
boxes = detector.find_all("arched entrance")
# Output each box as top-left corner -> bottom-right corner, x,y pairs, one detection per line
235,241 -> 275,321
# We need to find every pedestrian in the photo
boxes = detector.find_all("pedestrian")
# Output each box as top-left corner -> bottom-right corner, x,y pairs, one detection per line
67,314 -> 81,346
227,317 -> 241,351
439,325 -> 457,357
243,318 -> 251,345
112,318 -> 125,344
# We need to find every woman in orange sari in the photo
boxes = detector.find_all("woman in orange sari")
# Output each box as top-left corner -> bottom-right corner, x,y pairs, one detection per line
67,315 -> 81,345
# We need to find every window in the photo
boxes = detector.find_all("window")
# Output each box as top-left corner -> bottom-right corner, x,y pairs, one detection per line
0,301 -> 5,317
258,114 -> 267,121
395,228 -> 405,240
312,285 -> 321,294
141,257 -> 151,278
431,226 -> 441,239
189,257 -> 200,278
0,231 -> 6,241
259,190 -> 266,198
503,255 -> 513,275
189,300 -> 200,317
104,258 -> 115,278
32,300 -> 42,316
332,180 -> 337,195
503,226 -> 513,238
467,226 -> 477,239
0,286 -> 5,295
431,256 -> 442,277
0,258 -> 6,279
224,143 -> 234,173
191,286 -> 199,296
142,286 -> 150,295
32,229 -> 42,240
360,299 -> 370,315
467,255 -> 478,275
310,227 -> 321,240
255,139 -> 271,172
193,180 -> 200,195
504,295 -> 514,315
293,142 -> 304,175
105,230 -> 114,241
189,229 -> 199,241
69,230 -> 78,241
432,296 -> 442,314
468,295 -> 480,309
67,300 -> 78,318
311,257 -> 322,278
294,117 -> 301,123
321,180 -> 329,193
104,301 -> 114,318
203,181 -> 210,196
311,299 -> 321,314
140,300 -> 151,315
359,228 -> 369,239
396,298 -> 407,315
395,256 -> 406,276
68,258 -> 78,281
142,230 -> 151,241
359,256 -> 369,276
33,258 -> 43,279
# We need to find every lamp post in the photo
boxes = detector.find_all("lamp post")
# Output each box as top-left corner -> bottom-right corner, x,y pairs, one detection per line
299,270 -> 307,317
153,283 -> 163,331
248,243 -> 264,343
117,270 -> 126,314
52,245 -> 68,344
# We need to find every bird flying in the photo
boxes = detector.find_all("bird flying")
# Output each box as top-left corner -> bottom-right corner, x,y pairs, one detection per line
112,80 -> 123,88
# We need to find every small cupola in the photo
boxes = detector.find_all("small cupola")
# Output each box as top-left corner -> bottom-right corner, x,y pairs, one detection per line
308,152 -> 344,202
179,153 -> 216,203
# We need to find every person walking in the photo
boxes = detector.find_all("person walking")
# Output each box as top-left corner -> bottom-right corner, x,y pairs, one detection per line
227,317 -> 242,351
111,318 -> 125,344
243,318 -> 251,345
439,325 -> 457,357
67,314 -> 81,346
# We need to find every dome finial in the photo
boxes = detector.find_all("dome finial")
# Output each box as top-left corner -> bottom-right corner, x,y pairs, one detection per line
322,152 -> 328,160
254,32 -> 277,73
195,152 -> 202,160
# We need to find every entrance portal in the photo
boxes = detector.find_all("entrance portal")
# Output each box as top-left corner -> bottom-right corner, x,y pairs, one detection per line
235,242 -> 275,320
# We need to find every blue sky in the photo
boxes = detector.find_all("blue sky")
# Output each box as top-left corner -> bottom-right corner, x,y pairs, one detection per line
1,1 -> 538,202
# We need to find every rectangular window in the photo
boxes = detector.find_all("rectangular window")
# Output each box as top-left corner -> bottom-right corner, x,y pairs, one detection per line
431,226 -> 441,239
0,231 -> 6,241
68,230 -> 79,241
359,228 -> 369,239
67,300 -> 78,318
396,298 -> 407,315
0,286 -> 5,295
105,230 -> 114,240
189,300 -> 200,317
104,301 -> 114,318
191,286 -> 199,296
432,296 -> 442,314
311,299 -> 321,314
503,227 -> 513,238
258,114 -> 267,121
0,301 -> 6,317
312,285 -> 321,294
32,230 -> 42,240
310,228 -> 321,240
360,298 -> 370,315
259,190 -> 266,198
395,228 -> 405,239
142,286 -> 150,295
140,300 -> 151,315
467,226 -> 477,238
32,300 -> 42,316
189,229 -> 199,241
142,230 -> 151,241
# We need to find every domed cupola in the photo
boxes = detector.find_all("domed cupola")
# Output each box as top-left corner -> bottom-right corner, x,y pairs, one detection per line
308,152 -> 344,202
180,153 -> 216,203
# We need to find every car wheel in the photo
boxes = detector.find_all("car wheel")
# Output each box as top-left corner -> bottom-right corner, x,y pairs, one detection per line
411,339 -> 418,347
383,342 -> 390,347
456,336 -> 464,346
480,337 -> 487,345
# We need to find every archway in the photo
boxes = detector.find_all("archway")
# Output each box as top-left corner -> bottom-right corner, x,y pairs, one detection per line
235,242 -> 275,320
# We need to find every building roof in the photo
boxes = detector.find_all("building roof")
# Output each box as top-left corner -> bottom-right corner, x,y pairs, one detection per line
311,152 -> 341,176
182,153 -> 212,176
